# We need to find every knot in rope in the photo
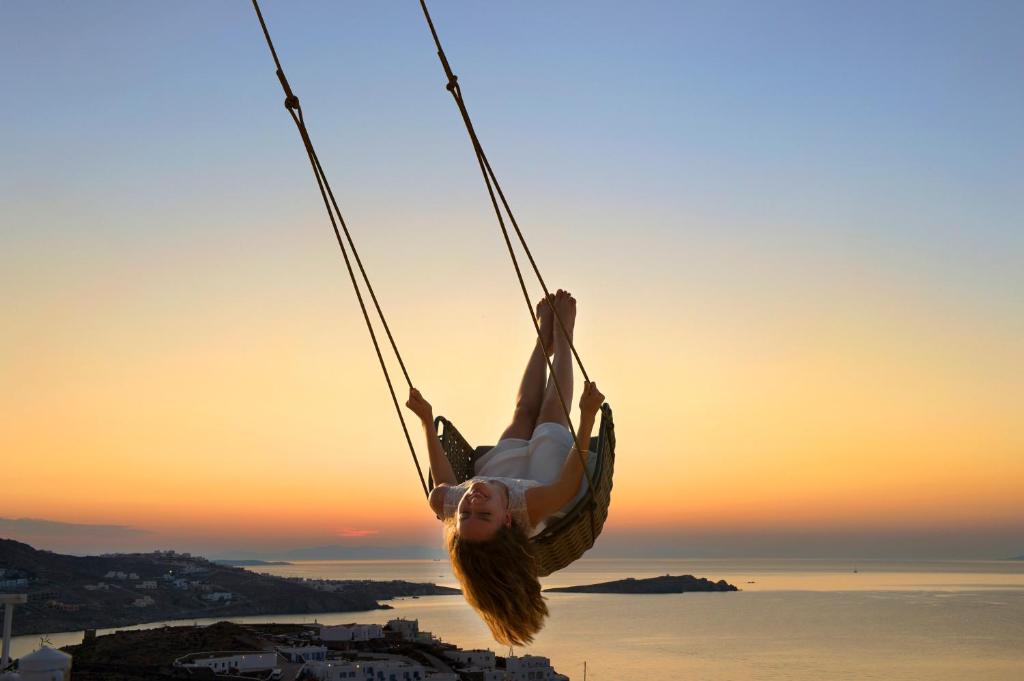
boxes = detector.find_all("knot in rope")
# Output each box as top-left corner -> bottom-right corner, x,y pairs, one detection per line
445,75 -> 459,92
275,69 -> 300,111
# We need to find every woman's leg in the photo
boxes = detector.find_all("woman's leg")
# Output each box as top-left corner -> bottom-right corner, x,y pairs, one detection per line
497,294 -> 555,441
536,290 -> 576,428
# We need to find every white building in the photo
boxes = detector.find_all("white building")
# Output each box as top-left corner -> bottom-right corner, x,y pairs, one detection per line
105,571 -> 127,580
444,649 -> 495,669
135,581 -> 158,590
318,623 -> 384,642
84,583 -> 110,592
505,655 -> 564,681
132,596 -> 155,608
128,573 -> 139,580
464,672 -> 502,681
386,618 -> 419,640
175,651 -> 279,675
301,660 -> 360,680
202,591 -> 233,603
304,658 -> 429,681
277,644 -> 327,663
0,579 -> 29,590
414,631 -> 438,645
360,659 -> 429,681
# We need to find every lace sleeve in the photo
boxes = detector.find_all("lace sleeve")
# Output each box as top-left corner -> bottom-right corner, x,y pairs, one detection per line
506,480 -> 535,534
442,483 -> 468,520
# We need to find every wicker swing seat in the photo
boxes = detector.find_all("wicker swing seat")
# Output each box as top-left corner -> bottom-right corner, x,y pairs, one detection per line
432,403 -> 615,577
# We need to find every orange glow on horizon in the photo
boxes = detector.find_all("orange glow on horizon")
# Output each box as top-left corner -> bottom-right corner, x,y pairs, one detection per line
2,212 -> 1022,551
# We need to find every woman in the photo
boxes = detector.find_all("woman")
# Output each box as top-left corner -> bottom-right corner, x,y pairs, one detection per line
405,289 -> 604,646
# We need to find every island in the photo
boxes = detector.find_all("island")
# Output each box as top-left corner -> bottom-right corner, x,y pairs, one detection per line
0,538 -> 459,636
545,574 -> 738,594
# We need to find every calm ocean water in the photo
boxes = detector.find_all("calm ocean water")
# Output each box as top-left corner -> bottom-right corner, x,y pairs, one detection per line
11,559 -> 1024,680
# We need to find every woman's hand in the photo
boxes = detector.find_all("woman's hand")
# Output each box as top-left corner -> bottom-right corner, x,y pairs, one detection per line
579,380 -> 604,419
405,387 -> 434,424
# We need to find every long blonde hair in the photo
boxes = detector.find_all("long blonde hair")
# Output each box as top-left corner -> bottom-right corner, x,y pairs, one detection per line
444,517 -> 548,646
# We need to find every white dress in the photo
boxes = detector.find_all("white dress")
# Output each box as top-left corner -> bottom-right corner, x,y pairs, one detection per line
441,421 -> 579,537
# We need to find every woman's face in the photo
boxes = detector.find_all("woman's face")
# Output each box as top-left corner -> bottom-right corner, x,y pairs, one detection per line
456,480 -> 511,541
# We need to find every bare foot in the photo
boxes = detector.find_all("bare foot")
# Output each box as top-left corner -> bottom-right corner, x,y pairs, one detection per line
536,293 -> 556,356
553,289 -> 576,345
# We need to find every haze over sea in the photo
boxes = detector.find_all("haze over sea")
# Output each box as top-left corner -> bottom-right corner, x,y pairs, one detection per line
13,558 -> 1023,680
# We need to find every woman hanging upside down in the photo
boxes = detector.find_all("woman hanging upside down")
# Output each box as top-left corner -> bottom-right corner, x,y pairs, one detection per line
405,289 -> 604,647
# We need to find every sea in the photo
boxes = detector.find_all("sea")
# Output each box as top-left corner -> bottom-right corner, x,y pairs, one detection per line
10,558 -> 1024,680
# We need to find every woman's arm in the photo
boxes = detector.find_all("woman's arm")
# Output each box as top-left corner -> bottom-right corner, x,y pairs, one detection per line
526,381 -> 604,526
405,388 -> 458,488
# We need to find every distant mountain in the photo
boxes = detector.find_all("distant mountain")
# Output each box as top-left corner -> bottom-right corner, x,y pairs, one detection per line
216,544 -> 443,562
283,544 -> 442,560
0,538 -> 456,637
1009,555 -> 1024,561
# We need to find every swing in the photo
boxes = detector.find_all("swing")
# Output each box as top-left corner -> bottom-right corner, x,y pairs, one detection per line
250,0 -> 616,575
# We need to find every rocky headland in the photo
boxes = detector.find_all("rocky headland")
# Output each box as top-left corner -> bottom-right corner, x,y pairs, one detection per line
545,574 -> 738,594
0,538 -> 458,636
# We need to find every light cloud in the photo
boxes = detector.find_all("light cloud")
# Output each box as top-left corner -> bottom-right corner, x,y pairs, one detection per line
337,528 -> 380,538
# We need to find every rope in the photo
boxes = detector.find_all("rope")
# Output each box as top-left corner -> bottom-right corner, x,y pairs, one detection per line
251,0 -> 429,499
418,1 -> 600,525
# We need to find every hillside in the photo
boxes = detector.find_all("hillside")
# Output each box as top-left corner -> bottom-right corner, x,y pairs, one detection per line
0,539 -> 457,636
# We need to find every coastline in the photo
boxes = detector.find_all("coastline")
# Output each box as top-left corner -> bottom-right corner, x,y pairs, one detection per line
11,587 -> 1024,680
0,539 -> 461,637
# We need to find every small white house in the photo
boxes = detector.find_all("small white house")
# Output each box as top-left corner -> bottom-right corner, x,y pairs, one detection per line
131,596 -> 155,608
318,623 -> 383,642
386,618 -> 419,640
276,644 -> 327,663
300,659 -> 360,680
175,651 -> 279,675
0,578 -> 29,590
359,659 -> 428,681
202,591 -> 233,603
505,655 -> 562,681
461,672 -> 501,681
135,581 -> 158,590
444,649 -> 495,669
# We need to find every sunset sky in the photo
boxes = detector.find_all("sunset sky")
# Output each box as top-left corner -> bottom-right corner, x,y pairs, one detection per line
2,1 -> 1021,559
